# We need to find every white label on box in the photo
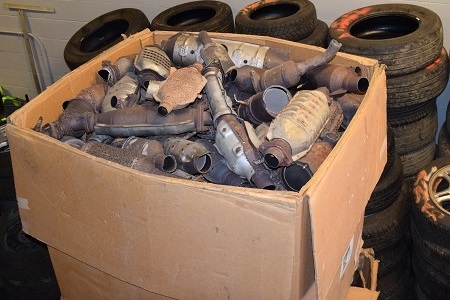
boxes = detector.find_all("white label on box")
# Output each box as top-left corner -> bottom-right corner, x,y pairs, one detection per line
17,197 -> 29,210
340,236 -> 354,278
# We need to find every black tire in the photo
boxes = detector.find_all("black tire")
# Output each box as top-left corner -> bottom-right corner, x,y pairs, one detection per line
363,183 -> 409,252
388,100 -> 438,155
151,1 -> 234,33
438,122 -> 450,158
0,202 -> 53,279
235,0 -> 317,41
377,253 -> 411,300
365,153 -> 403,215
64,8 -> 151,70
412,157 -> 450,248
375,238 -> 408,277
400,141 -> 436,177
0,201 -> 60,299
329,4 -> 443,77
297,19 -> 329,47
387,48 -> 449,109
412,247 -> 450,299
412,282 -> 430,300
411,221 -> 450,275
0,126 -> 15,201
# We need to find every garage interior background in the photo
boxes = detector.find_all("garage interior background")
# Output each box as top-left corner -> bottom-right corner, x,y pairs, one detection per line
1,0 -> 450,128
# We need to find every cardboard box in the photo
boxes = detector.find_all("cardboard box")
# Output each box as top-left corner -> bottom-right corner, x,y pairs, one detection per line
6,29 -> 386,299
47,246 -> 379,300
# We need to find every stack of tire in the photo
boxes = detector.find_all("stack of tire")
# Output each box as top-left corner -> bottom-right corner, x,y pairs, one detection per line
151,1 -> 235,33
355,125 -> 411,300
330,4 -> 450,298
235,0 -> 329,48
411,158 -> 450,299
437,98 -> 450,158
329,4 -> 449,184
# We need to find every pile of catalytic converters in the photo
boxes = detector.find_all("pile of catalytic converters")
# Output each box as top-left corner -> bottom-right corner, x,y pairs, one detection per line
36,30 -> 369,191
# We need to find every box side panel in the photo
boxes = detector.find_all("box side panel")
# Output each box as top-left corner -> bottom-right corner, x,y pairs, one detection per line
307,66 -> 387,299
7,124 -> 298,300
345,287 -> 379,300
48,247 -> 172,300
290,198 -> 317,300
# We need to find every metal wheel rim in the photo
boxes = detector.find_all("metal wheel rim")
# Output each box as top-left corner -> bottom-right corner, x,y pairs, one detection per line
429,165 -> 450,216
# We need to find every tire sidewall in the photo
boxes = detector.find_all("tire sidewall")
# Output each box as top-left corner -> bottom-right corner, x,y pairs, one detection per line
64,8 -> 150,70
412,157 -> 450,246
329,4 -> 441,54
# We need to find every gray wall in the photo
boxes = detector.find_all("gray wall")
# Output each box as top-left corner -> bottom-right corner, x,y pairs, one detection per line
1,0 -> 450,126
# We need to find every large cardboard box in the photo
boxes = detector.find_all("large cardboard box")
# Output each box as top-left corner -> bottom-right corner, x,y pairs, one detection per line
6,29 -> 386,299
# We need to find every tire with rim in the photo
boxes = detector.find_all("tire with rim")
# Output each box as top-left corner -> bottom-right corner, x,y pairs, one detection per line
151,1 -> 234,33
329,4 -> 443,77
235,0 -> 317,41
64,8 -> 151,70
387,47 -> 449,109
412,157 -> 450,248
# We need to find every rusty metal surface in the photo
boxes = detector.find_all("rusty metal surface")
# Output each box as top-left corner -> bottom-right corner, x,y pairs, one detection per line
153,63 -> 207,116
39,31 -> 368,190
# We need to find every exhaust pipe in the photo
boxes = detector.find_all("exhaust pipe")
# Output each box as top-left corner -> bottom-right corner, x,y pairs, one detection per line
303,64 -> 369,95
237,85 -> 291,126
81,141 -> 170,176
161,31 -> 290,69
121,137 -> 177,173
232,39 -> 342,93
41,99 -> 96,140
280,141 -> 333,192
94,102 -> 213,137
163,138 -> 212,175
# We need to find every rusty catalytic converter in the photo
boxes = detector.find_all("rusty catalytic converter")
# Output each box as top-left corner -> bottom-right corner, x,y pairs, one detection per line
232,39 -> 342,94
303,64 -> 369,95
40,99 -> 96,140
76,83 -> 107,113
260,88 -> 331,168
280,140 -> 334,192
101,73 -> 139,113
237,85 -> 291,126
163,138 -> 212,175
161,31 -> 289,70
98,55 -> 135,86
81,141 -> 170,176
121,137 -> 177,173
153,62 -> 207,116
134,45 -> 172,89
196,139 -> 251,187
94,102 -> 213,137
199,30 -> 274,190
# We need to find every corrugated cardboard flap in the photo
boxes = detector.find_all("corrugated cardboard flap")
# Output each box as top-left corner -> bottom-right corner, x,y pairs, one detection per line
304,65 -> 387,299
